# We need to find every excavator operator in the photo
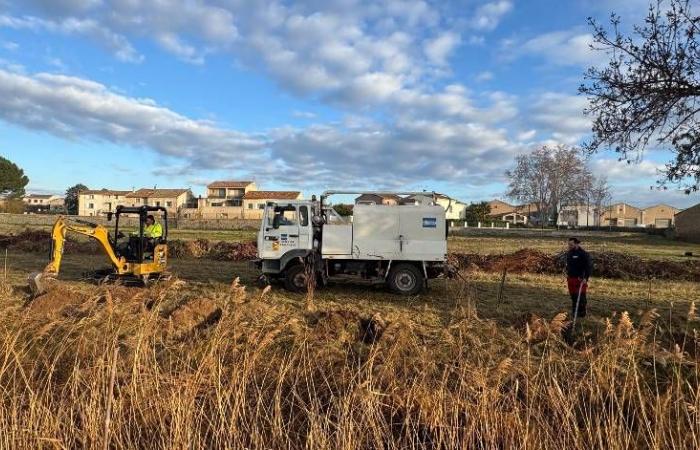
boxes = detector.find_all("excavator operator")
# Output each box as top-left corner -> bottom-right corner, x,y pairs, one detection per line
144,215 -> 163,239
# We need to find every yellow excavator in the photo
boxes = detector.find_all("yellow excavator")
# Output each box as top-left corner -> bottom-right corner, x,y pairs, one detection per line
28,205 -> 170,296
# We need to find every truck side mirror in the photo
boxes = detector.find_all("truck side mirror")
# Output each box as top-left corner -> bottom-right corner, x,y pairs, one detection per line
272,214 -> 281,229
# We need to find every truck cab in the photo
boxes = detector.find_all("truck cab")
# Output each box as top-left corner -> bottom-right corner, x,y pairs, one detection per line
257,200 -> 316,276
255,191 -> 448,295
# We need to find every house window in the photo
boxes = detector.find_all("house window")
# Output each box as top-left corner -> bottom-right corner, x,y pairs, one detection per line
258,203 -> 265,209
88,203 -> 94,209
90,195 -> 94,199
155,201 -> 161,207
248,203 -> 253,209
166,201 -> 173,207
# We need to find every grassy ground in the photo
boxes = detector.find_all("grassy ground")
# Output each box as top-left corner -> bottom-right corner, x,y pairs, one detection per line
5,250 -> 699,335
449,232 -> 700,260
2,249 -> 699,448
2,230 -> 700,448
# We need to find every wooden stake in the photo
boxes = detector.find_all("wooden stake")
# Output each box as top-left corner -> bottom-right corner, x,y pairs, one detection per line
496,268 -> 507,307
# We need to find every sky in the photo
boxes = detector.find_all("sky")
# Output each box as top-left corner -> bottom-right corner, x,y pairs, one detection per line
0,0 -> 698,208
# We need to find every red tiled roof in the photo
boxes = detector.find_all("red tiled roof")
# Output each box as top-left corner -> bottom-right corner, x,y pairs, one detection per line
207,180 -> 254,189
81,189 -> 131,196
243,191 -> 300,200
126,188 -> 190,198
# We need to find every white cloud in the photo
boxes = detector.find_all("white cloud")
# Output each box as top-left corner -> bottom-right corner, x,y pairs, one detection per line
2,40 -> 18,51
292,110 -> 317,119
590,158 -> 662,181
520,30 -> 605,67
475,70 -> 493,82
0,15 -> 142,62
423,31 -> 461,66
0,68 -> 264,169
471,1 -> 513,31
528,92 -> 591,143
0,67 -> 526,189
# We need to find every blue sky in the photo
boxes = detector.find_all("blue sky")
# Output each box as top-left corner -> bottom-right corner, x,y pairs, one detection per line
0,0 -> 697,207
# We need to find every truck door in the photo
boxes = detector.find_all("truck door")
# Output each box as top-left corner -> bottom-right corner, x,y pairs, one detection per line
297,205 -> 312,250
260,203 -> 303,259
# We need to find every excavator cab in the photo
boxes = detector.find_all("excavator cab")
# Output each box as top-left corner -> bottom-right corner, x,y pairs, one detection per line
28,205 -> 170,296
110,205 -> 169,264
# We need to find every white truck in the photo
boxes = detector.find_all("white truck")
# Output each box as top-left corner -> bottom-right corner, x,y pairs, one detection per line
254,191 -> 449,295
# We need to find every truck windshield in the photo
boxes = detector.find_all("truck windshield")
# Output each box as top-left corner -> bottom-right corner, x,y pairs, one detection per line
268,205 -> 298,227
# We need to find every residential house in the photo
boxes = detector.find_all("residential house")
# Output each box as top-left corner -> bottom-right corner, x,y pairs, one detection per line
557,205 -> 600,227
205,181 -> 257,207
487,200 -> 539,225
405,194 -> 467,222
675,203 -> 700,243
183,181 -> 258,219
601,203 -> 644,227
641,204 -> 679,228
355,194 -> 402,205
243,191 -> 302,219
125,188 -> 194,214
487,200 -> 515,218
23,194 -> 65,213
78,189 -> 131,216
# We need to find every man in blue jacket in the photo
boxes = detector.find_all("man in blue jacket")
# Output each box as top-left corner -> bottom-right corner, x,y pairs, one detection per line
566,237 -> 592,318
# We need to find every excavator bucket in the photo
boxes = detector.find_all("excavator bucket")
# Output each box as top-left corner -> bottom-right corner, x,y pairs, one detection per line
28,272 -> 50,297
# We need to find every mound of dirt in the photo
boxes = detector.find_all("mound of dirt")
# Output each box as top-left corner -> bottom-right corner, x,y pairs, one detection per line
0,229 -> 102,255
450,248 -> 700,281
209,241 -> 258,261
1,229 -> 257,261
449,249 -> 553,274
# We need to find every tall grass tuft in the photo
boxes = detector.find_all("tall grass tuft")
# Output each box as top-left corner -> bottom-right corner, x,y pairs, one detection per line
0,278 -> 698,449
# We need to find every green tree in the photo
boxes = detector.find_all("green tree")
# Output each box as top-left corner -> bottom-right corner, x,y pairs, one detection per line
0,156 -> 29,199
464,201 -> 491,224
333,203 -> 354,217
581,0 -> 700,192
65,183 -> 88,215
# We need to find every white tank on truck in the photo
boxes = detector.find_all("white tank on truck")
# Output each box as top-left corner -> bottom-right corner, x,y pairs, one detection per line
253,191 -> 449,295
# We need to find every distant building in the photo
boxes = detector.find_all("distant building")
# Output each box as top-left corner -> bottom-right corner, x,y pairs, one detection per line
78,188 -> 193,216
242,191 -> 303,219
487,200 -> 540,225
125,188 -> 194,214
557,205 -> 601,227
599,203 -> 679,228
641,204 -> 680,228
23,194 -> 64,213
674,203 -> 700,243
78,189 -> 131,216
406,194 -> 467,222
355,194 -> 402,205
601,203 -> 642,227
205,181 -> 257,207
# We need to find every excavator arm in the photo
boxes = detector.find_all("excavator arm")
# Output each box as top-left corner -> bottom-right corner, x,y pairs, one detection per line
43,217 -> 124,275
29,216 -> 125,295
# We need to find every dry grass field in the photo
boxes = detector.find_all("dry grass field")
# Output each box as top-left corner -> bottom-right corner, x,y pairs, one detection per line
1,230 -> 699,448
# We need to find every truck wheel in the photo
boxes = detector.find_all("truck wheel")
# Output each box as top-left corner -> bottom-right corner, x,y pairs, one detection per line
284,264 -> 308,293
388,263 -> 424,295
